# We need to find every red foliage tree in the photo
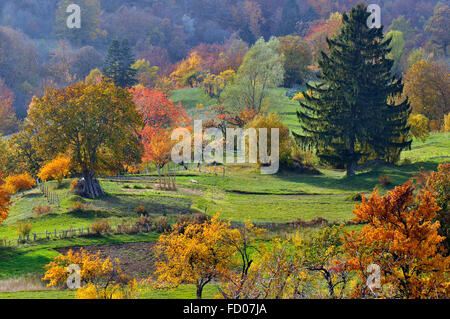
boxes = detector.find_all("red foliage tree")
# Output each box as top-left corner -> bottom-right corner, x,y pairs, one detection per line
131,87 -> 189,132
130,88 -> 190,172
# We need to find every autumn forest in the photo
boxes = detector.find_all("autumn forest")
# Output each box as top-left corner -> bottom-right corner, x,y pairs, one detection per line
0,0 -> 449,303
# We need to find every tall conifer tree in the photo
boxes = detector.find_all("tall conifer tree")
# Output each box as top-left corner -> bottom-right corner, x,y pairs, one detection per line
294,4 -> 411,176
103,39 -> 138,88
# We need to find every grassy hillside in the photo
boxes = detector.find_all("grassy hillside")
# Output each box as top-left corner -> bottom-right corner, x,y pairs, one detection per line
169,87 -> 302,131
0,87 -> 448,298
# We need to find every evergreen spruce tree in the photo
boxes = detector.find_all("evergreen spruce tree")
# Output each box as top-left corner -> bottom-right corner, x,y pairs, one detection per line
103,39 -> 121,84
294,4 -> 411,176
277,0 -> 301,36
119,39 -> 138,87
103,39 -> 138,88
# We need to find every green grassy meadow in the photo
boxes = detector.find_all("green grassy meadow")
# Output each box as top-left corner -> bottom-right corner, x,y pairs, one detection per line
0,87 -> 448,299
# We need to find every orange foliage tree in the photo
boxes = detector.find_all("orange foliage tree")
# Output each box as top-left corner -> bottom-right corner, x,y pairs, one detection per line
0,176 -> 10,224
131,88 -> 189,188
131,87 -> 189,132
425,163 -> 450,250
42,248 -> 139,299
132,87 -> 189,166
4,173 -> 36,195
305,12 -> 343,65
344,182 -> 450,299
38,157 -> 71,188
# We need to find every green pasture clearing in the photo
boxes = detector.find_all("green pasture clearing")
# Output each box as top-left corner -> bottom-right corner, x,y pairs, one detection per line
0,130 -> 447,297
1,133 -> 447,240
0,284 -> 219,299
0,233 -> 159,280
169,87 -> 302,131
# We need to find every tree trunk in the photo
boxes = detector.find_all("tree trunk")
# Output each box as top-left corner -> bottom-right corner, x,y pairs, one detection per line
80,171 -> 105,198
196,284 -> 203,299
346,162 -> 355,177
346,138 -> 356,177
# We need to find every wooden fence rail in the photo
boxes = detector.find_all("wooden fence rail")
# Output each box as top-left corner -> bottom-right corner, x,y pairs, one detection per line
1,224 -> 154,248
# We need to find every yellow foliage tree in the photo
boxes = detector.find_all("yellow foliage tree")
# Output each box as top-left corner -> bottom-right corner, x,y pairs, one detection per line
170,51 -> 203,88
42,248 -> 140,299
403,60 -> 449,129
201,70 -> 235,98
344,182 -> 450,299
444,113 -> 450,132
4,173 -> 36,195
38,157 -> 71,188
408,114 -> 430,142
76,278 -> 140,299
154,214 -> 236,299
245,113 -> 294,166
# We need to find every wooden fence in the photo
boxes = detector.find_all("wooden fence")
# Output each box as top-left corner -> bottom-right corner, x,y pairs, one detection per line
1,224 -> 154,248
39,183 -> 64,207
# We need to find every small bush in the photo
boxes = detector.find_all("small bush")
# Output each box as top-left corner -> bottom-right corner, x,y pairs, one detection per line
71,201 -> 91,212
91,220 -> 111,235
135,216 -> 153,229
32,205 -> 53,217
133,185 -> 144,189
346,193 -> 362,202
408,114 -> 430,142
155,216 -> 171,233
379,174 -> 392,187
135,205 -> 148,216
70,179 -> 80,191
116,219 -> 133,234
122,185 -> 131,189
17,221 -> 32,237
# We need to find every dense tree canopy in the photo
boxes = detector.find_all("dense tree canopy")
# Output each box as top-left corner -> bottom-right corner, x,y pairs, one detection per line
404,60 -> 449,129
279,36 -> 313,87
27,82 -> 142,198
223,37 -> 284,112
